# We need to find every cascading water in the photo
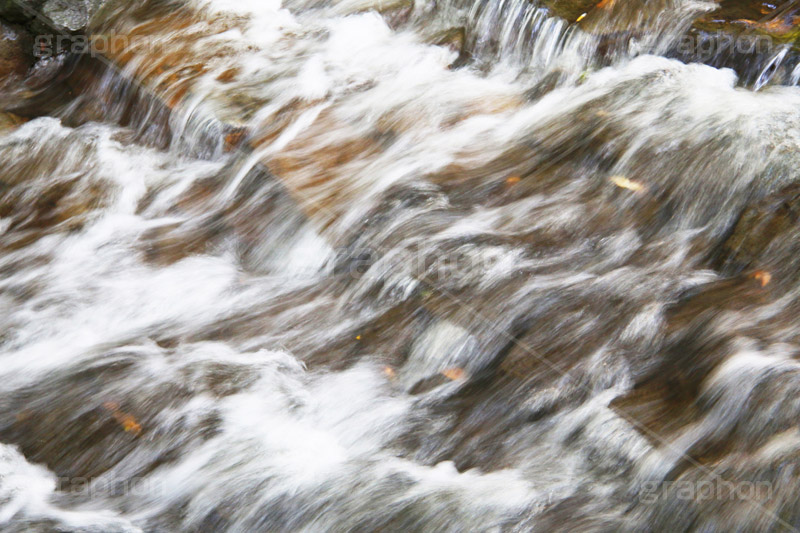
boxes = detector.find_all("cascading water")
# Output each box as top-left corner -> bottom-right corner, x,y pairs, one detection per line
1,0 -> 800,531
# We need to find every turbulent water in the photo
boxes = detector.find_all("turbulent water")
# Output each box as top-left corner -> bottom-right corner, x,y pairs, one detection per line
2,0 -> 800,531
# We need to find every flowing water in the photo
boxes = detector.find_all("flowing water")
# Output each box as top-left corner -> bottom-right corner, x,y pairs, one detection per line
1,0 -> 800,531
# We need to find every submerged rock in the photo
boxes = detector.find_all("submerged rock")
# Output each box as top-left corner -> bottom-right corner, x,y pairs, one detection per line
542,0 -> 599,22
712,183 -> 800,286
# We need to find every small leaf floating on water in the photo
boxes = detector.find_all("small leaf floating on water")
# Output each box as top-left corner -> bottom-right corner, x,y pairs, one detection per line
102,401 -> 143,436
576,13 -> 587,22
356,334 -> 362,340
383,366 -> 396,379
610,175 -> 645,192
120,415 -> 143,435
751,270 -> 772,287
441,367 -> 467,381
505,176 -> 521,185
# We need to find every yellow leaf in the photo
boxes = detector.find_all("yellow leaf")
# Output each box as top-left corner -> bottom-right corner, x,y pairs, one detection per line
610,175 -> 644,192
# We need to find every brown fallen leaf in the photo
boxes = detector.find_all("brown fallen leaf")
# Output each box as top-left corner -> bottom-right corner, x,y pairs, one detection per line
102,402 -> 143,436
119,415 -> 142,435
751,270 -> 772,287
441,367 -> 467,381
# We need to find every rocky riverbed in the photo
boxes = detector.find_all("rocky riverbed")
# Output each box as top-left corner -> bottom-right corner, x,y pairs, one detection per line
1,1 -> 800,532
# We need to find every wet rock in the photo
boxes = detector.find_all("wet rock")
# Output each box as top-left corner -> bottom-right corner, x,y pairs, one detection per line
1,172 -> 108,236
0,0 -> 45,24
0,22 -> 33,80
712,183 -> 800,283
431,26 -> 465,52
0,125 -> 111,251
678,1 -> 800,86
427,26 -> 468,67
0,352 -> 204,484
0,112 -> 25,131
608,267 -> 787,490
41,0 -> 107,32
694,0 -> 798,34
2,53 -> 97,121
376,0 -> 414,29
41,0 -> 88,31
141,222 -> 217,265
577,0 -> 688,41
638,442 -> 800,532
332,0 -> 413,17
544,0 -> 799,86
542,0 -> 599,23
85,6 -> 249,131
